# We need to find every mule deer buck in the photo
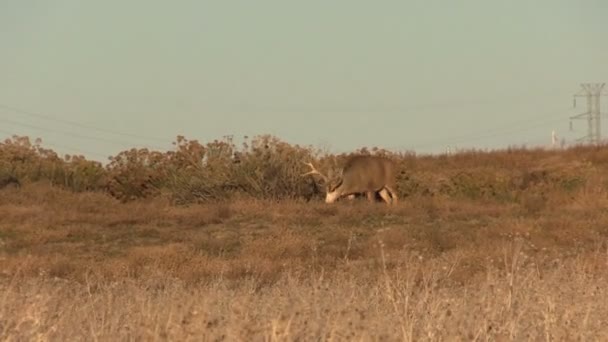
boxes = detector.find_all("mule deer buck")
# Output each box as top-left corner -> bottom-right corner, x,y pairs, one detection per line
301,155 -> 398,204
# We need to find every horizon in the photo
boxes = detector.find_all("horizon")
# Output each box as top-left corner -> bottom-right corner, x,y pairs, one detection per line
1,1 -> 607,162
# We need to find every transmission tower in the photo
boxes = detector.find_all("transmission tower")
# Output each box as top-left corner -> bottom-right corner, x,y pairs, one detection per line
570,83 -> 607,144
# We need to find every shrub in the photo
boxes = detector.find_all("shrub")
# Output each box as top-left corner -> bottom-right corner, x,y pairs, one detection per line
2,133 -> 607,204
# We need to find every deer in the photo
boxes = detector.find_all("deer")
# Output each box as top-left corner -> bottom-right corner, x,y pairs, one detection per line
301,155 -> 398,204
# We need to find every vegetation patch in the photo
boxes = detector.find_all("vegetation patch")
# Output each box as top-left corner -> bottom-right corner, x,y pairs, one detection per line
3,135 -> 608,339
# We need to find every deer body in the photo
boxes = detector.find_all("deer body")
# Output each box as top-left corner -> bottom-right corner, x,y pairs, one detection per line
302,155 -> 398,204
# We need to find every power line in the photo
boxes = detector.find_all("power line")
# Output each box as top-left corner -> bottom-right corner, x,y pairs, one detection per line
389,112 -> 567,152
0,128 -> 111,160
0,116 -> 168,150
0,103 -> 169,144
225,90 -> 566,114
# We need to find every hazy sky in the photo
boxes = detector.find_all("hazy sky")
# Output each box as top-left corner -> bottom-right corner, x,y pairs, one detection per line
1,1 -> 607,162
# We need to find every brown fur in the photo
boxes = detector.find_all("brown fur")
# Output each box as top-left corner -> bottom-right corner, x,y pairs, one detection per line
327,155 -> 398,203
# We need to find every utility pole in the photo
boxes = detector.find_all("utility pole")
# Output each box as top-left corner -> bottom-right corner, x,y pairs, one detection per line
570,83 -> 607,144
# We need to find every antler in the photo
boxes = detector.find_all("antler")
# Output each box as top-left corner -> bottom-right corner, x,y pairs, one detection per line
301,161 -> 329,183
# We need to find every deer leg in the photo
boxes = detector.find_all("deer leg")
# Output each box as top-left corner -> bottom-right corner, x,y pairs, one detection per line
366,191 -> 375,202
378,188 -> 392,204
383,185 -> 398,205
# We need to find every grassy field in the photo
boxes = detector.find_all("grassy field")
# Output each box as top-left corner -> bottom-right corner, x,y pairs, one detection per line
2,173 -> 608,340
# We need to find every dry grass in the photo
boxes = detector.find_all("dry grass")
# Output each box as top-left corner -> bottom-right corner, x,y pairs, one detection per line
2,258 -> 608,341
3,139 -> 608,340
4,133 -> 607,204
2,178 -> 608,340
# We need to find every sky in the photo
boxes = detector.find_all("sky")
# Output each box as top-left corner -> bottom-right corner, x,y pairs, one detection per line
1,0 -> 607,162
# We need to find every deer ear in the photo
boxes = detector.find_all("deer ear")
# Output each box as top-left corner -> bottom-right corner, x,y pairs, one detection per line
328,179 -> 342,193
